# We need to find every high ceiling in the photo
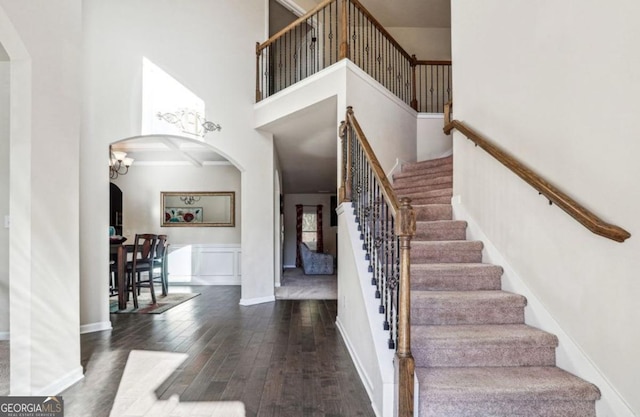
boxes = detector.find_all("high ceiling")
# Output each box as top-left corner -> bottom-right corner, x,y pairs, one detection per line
110,0 -> 450,194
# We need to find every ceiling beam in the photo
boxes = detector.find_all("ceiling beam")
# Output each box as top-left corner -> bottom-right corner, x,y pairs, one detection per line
160,136 -> 203,167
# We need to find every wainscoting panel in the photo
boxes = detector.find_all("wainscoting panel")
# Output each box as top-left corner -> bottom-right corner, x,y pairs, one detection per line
168,244 -> 241,285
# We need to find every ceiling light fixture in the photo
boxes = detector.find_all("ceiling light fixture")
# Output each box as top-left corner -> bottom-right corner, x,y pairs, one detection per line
109,150 -> 134,179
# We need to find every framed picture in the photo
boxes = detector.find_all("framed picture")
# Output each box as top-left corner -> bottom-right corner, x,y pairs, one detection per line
164,207 -> 203,224
161,191 -> 235,227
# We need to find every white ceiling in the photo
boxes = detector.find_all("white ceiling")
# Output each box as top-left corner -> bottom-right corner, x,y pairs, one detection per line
358,0 -> 451,28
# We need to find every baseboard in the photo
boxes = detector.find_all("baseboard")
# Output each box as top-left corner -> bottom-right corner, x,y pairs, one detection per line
0,331 -> 9,341
34,366 -> 84,396
80,321 -> 112,334
452,195 -> 636,417
239,295 -> 275,306
335,317 -> 382,417
170,276 -> 241,285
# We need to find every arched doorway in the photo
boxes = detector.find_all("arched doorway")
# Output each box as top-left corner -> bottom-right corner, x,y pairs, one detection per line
107,134 -> 243,309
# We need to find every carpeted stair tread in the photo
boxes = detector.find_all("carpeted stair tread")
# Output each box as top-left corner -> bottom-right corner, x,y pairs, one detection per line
393,175 -> 453,192
417,366 -> 601,402
393,169 -> 454,186
401,156 -> 452,173
411,263 -> 503,291
398,187 -> 453,200
408,194 -> 453,205
413,324 -> 558,348
412,324 -> 558,367
411,291 -> 526,325
411,240 -> 483,263
415,220 -> 467,241
413,204 -> 452,221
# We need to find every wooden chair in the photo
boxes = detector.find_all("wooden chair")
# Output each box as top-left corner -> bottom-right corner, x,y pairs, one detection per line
153,235 -> 169,296
126,233 -> 158,308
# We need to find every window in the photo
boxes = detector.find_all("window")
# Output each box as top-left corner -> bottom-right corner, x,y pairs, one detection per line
301,209 -> 317,251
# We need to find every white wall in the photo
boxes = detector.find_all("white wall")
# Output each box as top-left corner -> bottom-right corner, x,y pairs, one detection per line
417,114 -> 451,161
82,0 -> 275,323
111,164 -> 241,245
0,0 -> 82,394
452,1 -> 640,415
282,193 -> 337,267
387,27 -> 451,61
0,61 -> 8,338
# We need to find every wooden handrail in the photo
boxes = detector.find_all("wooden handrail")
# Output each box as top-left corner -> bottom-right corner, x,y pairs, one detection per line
444,113 -> 631,243
343,107 -> 415,417
257,0 -> 334,52
414,59 -> 453,66
346,107 -> 400,215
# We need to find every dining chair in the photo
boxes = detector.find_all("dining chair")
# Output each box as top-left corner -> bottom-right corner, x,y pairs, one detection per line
153,235 -> 169,296
126,233 -> 158,308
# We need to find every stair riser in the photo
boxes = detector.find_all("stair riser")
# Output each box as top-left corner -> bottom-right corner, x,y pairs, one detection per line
421,400 -> 597,417
413,347 -> 556,368
394,177 -> 452,191
411,275 -> 502,291
393,170 -> 453,185
414,227 -> 466,241
411,250 -> 483,264
411,307 -> 524,325
401,158 -> 452,173
409,196 -> 452,205
397,183 -> 453,196
414,206 -> 452,221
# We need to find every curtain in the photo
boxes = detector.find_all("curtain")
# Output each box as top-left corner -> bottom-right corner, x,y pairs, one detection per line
295,204 -> 303,267
316,204 -> 323,253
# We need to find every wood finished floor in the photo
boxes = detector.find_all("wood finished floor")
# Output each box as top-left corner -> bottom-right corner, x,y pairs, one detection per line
61,286 -> 375,417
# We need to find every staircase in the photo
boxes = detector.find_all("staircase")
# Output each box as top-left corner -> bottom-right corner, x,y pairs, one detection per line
392,155 -> 601,417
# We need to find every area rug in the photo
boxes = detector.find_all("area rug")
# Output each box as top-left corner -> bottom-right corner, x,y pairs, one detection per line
276,268 -> 337,300
110,293 -> 200,314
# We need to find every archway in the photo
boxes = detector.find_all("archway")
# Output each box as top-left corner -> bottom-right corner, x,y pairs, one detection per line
106,134 -> 243,310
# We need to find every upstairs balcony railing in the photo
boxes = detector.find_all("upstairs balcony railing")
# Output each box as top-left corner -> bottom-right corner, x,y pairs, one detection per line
256,0 -> 452,113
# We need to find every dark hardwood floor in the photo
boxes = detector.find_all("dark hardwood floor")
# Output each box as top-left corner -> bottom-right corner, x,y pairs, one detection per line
61,286 -> 375,417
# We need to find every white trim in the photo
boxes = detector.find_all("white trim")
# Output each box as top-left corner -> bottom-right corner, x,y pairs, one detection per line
34,366 -> 84,396
171,277 -> 241,285
0,332 -> 9,341
239,295 -> 275,306
417,113 -> 445,119
283,264 -> 296,269
452,195 -> 636,417
386,157 -> 406,182
80,321 -> 112,334
274,0 -> 306,17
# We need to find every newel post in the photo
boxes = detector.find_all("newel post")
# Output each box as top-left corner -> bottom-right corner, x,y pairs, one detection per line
339,0 -> 349,59
255,42 -> 262,102
396,197 -> 416,417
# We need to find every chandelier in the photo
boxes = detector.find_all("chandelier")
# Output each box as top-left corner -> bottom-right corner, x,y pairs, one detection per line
109,150 -> 134,179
